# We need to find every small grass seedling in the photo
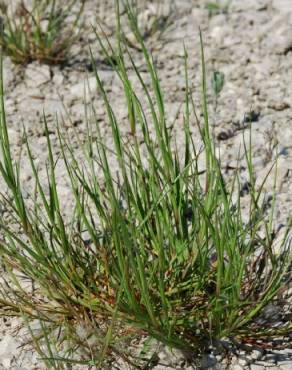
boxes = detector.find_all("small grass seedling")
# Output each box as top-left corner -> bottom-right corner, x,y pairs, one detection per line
212,70 -> 225,112
206,0 -> 232,17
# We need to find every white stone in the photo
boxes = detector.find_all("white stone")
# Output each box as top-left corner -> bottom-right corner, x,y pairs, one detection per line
250,365 -> 265,370
52,72 -> 65,86
270,29 -> 292,55
231,0 -> 269,11
251,349 -> 264,360
272,0 -> 292,12
232,365 -> 244,370
238,357 -> 249,366
2,358 -> 11,368
279,361 -> 292,370
255,361 -> 279,367
70,71 -> 112,101
70,76 -> 98,100
280,363 -> 292,370
0,335 -> 19,366
210,26 -> 227,44
25,63 -> 51,87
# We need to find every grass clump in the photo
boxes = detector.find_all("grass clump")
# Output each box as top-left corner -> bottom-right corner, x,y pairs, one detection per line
0,0 -> 85,65
0,3 -> 291,368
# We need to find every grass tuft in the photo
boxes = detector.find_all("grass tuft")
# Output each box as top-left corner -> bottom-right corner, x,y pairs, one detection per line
0,0 -> 85,65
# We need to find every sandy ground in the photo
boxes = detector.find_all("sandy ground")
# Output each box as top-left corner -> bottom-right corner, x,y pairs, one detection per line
0,0 -> 291,369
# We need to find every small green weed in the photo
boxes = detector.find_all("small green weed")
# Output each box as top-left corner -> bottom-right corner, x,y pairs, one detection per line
0,0 -> 85,64
206,0 -> 232,17
212,70 -> 225,111
212,70 -> 225,96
